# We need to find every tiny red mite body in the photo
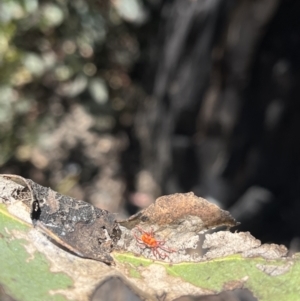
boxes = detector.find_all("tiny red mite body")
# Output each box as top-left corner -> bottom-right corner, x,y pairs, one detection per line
133,226 -> 175,259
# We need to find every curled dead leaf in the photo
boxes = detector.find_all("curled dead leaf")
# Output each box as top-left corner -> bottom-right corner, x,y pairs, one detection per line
0,174 -> 121,264
119,192 -> 238,231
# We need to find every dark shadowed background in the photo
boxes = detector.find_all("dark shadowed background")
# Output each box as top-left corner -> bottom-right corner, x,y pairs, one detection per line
1,0 -> 300,257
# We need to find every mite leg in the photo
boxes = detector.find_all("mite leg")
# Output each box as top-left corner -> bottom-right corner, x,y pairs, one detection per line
153,247 -> 169,260
135,225 -> 149,235
157,240 -> 176,252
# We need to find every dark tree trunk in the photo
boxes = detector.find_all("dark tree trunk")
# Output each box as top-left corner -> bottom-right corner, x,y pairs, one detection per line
134,0 -> 300,246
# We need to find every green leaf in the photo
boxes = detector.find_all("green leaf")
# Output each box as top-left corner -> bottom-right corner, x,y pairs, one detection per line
0,204 -> 73,301
114,252 -> 300,301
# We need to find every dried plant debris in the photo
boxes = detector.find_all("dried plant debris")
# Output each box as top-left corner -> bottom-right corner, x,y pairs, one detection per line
256,262 -> 294,276
118,192 -> 239,262
203,231 -> 261,259
0,174 -> 121,264
119,192 -> 238,230
2,176 -> 287,268
0,175 -> 33,224
203,231 -> 288,260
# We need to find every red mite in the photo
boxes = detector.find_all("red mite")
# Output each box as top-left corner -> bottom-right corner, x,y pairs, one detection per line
133,226 -> 175,259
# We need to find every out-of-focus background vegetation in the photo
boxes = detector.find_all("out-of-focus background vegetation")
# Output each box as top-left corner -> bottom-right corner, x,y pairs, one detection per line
0,0 -> 146,214
1,0 -> 300,252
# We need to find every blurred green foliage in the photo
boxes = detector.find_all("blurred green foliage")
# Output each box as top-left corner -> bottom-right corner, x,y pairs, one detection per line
0,0 -> 145,193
